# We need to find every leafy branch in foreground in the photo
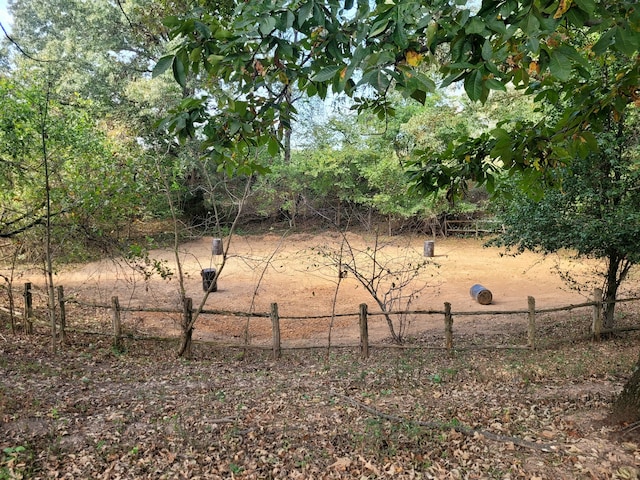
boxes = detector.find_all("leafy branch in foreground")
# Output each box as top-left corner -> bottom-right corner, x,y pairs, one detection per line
157,1 -> 638,182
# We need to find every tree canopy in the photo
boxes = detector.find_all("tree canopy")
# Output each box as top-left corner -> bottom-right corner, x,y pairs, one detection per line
157,0 -> 639,179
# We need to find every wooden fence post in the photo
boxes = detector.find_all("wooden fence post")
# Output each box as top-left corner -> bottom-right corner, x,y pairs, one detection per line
271,303 -> 281,360
444,302 -> 453,350
23,282 -> 33,334
359,303 -> 369,359
57,286 -> 67,343
111,296 -> 122,350
527,296 -> 536,350
592,288 -> 603,341
7,283 -> 16,334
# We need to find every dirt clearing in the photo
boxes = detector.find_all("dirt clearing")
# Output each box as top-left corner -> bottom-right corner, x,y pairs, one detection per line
45,232 -> 613,346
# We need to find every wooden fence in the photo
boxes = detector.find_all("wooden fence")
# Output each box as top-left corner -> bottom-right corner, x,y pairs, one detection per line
443,218 -> 503,237
4,283 -> 640,359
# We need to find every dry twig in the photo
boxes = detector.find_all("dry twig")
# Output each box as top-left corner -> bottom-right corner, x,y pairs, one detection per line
335,392 -> 561,453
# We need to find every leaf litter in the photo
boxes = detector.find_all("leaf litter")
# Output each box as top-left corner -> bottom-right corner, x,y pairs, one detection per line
1,322 -> 640,479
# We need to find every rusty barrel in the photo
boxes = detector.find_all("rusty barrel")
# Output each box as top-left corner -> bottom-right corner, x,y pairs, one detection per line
423,240 -> 435,257
470,284 -> 492,305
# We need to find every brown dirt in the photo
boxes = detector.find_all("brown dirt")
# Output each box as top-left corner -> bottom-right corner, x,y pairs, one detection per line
41,232 -> 613,346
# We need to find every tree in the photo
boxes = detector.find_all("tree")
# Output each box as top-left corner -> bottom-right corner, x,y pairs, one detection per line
3,0 -> 211,227
0,71 -> 161,254
409,7 -> 639,332
489,105 -> 640,330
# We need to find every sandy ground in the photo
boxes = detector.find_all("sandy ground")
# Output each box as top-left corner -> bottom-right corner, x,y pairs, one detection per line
14,232 -> 618,346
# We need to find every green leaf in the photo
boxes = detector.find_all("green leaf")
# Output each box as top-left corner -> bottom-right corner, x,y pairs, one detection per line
370,18 -> 390,37
342,45 -> 366,84
410,88 -> 427,104
465,17 -> 485,35
485,78 -> 506,91
233,100 -> 248,114
524,13 -> 540,36
310,65 -> 343,82
574,0 -> 596,15
592,27 -> 616,55
213,28 -> 231,40
579,131 -> 599,152
549,50 -> 570,81
152,55 -> 174,78
359,68 -> 391,92
481,39 -> 493,61
194,20 -> 210,39
312,3 -> 325,26
566,7 -> 589,27
228,120 -> 241,135
464,70 -> 483,101
393,24 -> 409,49
259,16 -> 277,36
297,1 -> 313,27
557,44 -> 588,68
172,56 -> 187,88
206,54 -> 225,66
163,16 -> 180,27
189,47 -> 202,63
440,71 -> 465,89
614,25 -> 640,57
526,37 -> 540,53
268,136 -> 279,156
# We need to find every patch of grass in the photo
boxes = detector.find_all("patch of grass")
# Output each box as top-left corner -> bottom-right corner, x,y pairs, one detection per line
111,343 -> 127,356
17,360 -> 54,376
1,445 -> 34,480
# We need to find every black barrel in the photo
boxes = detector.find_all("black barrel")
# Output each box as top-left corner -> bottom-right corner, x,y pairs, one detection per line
201,268 -> 217,292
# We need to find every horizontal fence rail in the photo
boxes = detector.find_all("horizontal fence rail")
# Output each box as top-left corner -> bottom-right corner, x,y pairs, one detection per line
3,284 -> 640,358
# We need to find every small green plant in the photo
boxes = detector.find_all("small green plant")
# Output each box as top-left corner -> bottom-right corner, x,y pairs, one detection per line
111,343 -> 127,356
445,417 -> 460,428
1,445 -> 31,479
126,241 -> 174,281
229,463 -> 243,474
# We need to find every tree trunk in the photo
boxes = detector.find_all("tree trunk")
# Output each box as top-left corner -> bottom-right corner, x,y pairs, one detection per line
612,353 -> 640,424
178,297 -> 193,358
178,328 -> 193,358
602,254 -> 621,330
41,80 -> 57,353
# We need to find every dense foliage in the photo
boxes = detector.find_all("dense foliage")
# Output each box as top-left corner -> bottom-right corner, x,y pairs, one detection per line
0,75 -> 157,259
159,0 -> 638,177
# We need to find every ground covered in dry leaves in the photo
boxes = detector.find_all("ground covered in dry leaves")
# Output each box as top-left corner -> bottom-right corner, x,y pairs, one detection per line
2,314 -> 640,479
